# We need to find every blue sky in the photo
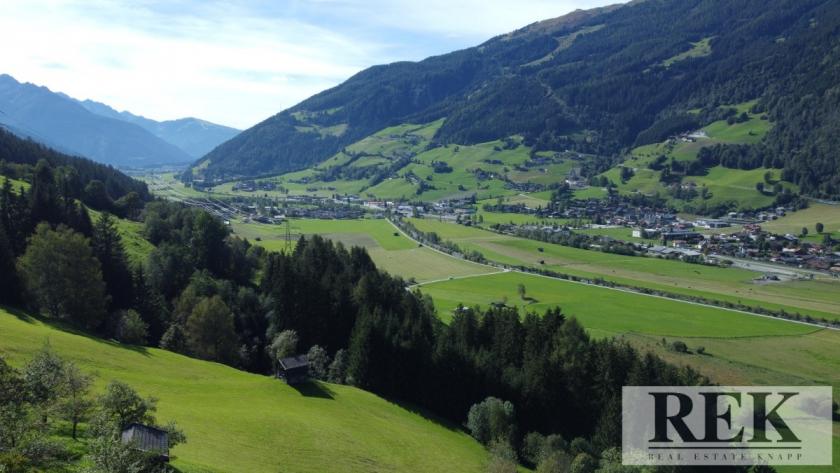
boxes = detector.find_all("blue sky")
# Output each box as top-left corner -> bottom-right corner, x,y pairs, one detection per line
1,0 -> 615,129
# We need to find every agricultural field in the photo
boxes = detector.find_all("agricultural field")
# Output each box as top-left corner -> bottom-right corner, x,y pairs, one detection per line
0,307 -> 490,473
474,203 -> 580,227
504,193 -> 551,208
145,172 -> 214,200
574,226 -> 659,244
408,218 -> 840,321
418,271 -> 817,337
233,218 -> 493,283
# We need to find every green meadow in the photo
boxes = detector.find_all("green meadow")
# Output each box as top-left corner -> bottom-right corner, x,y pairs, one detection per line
0,174 -> 30,190
408,218 -> 840,320
662,36 -> 713,67
762,203 -> 840,243
233,218 -> 493,283
0,307 -> 490,473
418,271 -> 816,337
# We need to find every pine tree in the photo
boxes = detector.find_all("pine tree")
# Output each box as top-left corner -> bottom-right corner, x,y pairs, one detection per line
0,223 -> 20,304
92,212 -> 133,310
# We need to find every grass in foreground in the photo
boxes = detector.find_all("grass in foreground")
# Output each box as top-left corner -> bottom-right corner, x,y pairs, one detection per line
0,307 -> 490,473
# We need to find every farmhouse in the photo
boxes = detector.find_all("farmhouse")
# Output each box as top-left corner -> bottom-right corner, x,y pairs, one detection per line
121,423 -> 169,462
278,355 -> 310,385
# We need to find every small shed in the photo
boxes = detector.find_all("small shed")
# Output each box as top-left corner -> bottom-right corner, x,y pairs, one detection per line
121,423 -> 169,461
278,355 -> 310,385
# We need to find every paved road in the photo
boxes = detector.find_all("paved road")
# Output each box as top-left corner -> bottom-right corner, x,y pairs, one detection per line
712,254 -> 829,279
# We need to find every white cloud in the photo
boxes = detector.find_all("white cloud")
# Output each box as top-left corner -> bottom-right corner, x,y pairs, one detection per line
0,0 -> 616,129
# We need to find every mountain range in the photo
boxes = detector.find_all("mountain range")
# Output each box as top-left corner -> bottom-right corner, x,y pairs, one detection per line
193,0 -> 840,199
75,98 -> 239,159
0,74 -> 239,168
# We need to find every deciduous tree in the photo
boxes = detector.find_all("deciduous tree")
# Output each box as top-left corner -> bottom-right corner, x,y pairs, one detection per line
185,296 -> 238,364
17,224 -> 108,329
98,380 -> 156,430
56,363 -> 93,439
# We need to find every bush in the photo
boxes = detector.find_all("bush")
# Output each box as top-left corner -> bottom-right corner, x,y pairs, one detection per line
671,340 -> 688,353
307,345 -> 329,380
523,432 -> 568,466
466,397 -> 516,445
522,432 -> 546,465
485,439 -> 517,473
537,451 -> 573,473
328,349 -> 349,384
569,452 -> 597,473
116,310 -> 148,345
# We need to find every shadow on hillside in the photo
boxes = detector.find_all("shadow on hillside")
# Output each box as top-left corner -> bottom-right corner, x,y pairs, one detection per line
387,397 -> 471,436
60,324 -> 152,357
2,305 -> 36,323
291,380 -> 335,399
1,305 -> 151,356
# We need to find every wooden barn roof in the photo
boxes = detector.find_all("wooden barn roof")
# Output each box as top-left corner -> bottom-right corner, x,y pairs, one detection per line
279,354 -> 309,370
121,423 -> 169,456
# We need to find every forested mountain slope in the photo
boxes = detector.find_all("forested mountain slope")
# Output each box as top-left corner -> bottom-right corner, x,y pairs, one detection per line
0,128 -> 150,202
196,0 -> 840,199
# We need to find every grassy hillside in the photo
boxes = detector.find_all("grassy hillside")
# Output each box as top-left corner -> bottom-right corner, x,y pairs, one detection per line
87,208 -> 155,265
762,203 -> 840,243
0,307 -> 490,473
600,102 -> 793,212
184,99 -> 799,215
192,120 -> 599,204
0,174 -> 30,190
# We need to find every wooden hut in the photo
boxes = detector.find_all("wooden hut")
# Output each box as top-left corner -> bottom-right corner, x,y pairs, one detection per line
278,354 -> 310,385
121,423 -> 169,461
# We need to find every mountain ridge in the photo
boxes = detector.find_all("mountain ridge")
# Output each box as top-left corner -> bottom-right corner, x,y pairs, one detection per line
76,98 -> 240,158
194,0 -> 840,199
0,74 -> 238,167
0,74 -> 194,167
